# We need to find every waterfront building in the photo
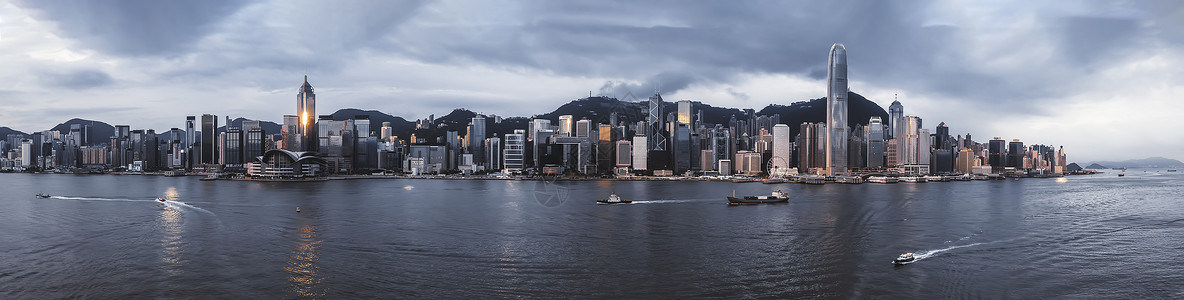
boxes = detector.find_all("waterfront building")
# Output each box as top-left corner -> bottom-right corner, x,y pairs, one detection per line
772,124 -> 791,170
631,135 -> 648,170
647,92 -> 666,151
406,145 -> 447,174
185,116 -> 196,168
988,137 -> 1007,172
866,116 -> 885,168
888,98 -> 903,140
956,148 -> 977,173
826,43 -> 848,175
318,117 -> 356,173
246,149 -> 326,178
281,115 -> 299,151
244,122 -> 264,165
598,124 -> 613,173
1007,139 -> 1024,168
296,76 -> 317,152
220,125 -> 243,168
615,140 -> 632,167
468,117 -> 486,166
503,130 -> 525,173
200,114 -> 218,166
487,136 -> 501,171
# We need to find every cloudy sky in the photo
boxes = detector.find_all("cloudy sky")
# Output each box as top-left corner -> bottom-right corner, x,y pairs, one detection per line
1,0 -> 1182,162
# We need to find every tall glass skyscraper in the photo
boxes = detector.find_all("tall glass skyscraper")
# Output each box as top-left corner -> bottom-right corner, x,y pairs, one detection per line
826,43 -> 848,175
647,93 -> 665,151
888,99 -> 903,140
297,76 -> 316,152
200,114 -> 218,165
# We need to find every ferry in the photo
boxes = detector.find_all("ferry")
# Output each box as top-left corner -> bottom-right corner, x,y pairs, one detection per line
35,193 -> 51,199
899,176 -> 927,183
728,189 -> 789,205
156,197 -> 166,202
801,176 -> 826,185
924,175 -> 947,182
596,192 -> 632,205
1168,169 -> 1177,172
893,253 -> 916,265
868,176 -> 897,183
835,176 -> 864,184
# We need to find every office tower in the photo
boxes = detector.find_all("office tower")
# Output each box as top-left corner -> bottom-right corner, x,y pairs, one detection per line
936,122 -> 950,150
711,126 -> 731,171
615,140 -> 632,168
886,139 -> 899,167
956,148 -> 977,173
20,139 -> 32,168
468,117 -> 486,166
354,115 -> 373,170
1007,139 -> 1024,168
848,125 -> 866,169
647,93 -> 666,151
866,117 -> 885,168
199,114 -> 218,165
677,100 -> 693,126
503,130 -> 525,172
221,126 -> 243,166
186,117 -> 198,167
245,125 -> 263,164
558,115 -> 573,137
446,130 -> 459,170
297,76 -> 317,152
598,124 -> 613,173
888,98 -> 903,140
632,135 -> 647,170
318,117 -> 355,173
281,115 -> 299,151
486,136 -> 501,170
167,128 -> 184,168
898,115 -> 922,166
917,128 -> 931,174
826,44 -> 848,175
772,124 -> 791,170
381,122 -> 392,141
797,123 -> 817,174
671,123 -> 691,174
575,119 -> 591,138
988,137 -> 1006,172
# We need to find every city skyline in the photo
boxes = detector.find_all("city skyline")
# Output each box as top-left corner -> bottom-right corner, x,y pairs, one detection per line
2,1 -> 1183,163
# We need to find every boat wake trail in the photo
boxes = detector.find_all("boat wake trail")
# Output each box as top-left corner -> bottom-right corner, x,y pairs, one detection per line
49,196 -> 142,202
906,242 -> 985,263
630,199 -> 713,204
163,201 -> 216,216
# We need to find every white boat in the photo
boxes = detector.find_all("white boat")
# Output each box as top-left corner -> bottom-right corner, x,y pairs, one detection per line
596,192 -> 632,205
900,176 -> 927,183
156,197 -> 166,202
893,252 -> 916,265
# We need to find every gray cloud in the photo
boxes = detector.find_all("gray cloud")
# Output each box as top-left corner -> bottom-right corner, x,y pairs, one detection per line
41,70 -> 114,89
15,0 -> 245,56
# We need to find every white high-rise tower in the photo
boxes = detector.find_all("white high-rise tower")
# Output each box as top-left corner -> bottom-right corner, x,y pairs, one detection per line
826,44 -> 848,175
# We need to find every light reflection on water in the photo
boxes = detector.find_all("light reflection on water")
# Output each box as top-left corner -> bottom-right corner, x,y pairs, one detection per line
159,198 -> 184,276
286,220 -> 326,298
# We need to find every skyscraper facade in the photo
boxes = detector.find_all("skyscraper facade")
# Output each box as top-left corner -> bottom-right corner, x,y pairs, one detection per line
826,43 -> 848,175
185,116 -> 196,168
772,124 -> 791,170
297,76 -> 316,152
647,93 -> 665,151
866,116 -> 885,168
200,114 -> 218,165
888,99 -> 903,140
468,117 -> 486,166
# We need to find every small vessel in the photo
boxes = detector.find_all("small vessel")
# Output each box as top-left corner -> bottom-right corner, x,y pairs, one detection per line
596,192 -> 632,205
35,193 -> 51,199
1168,169 -> 1177,172
893,252 -> 916,265
728,189 -> 789,205
296,206 -> 301,213
156,197 -> 166,202
1118,172 -> 1125,177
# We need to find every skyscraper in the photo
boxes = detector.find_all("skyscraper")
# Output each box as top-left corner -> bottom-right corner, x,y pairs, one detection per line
772,124 -> 791,170
185,116 -> 196,168
826,43 -> 848,175
468,117 -> 486,166
988,137 -> 1007,172
647,93 -> 666,151
200,114 -> 218,165
677,100 -> 693,126
866,116 -> 885,168
558,115 -> 573,137
297,76 -> 316,152
888,98 -> 903,140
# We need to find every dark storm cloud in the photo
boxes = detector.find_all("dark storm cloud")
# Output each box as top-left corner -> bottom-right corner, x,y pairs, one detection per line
1058,16 -> 1140,65
15,0 -> 245,56
41,70 -> 114,89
